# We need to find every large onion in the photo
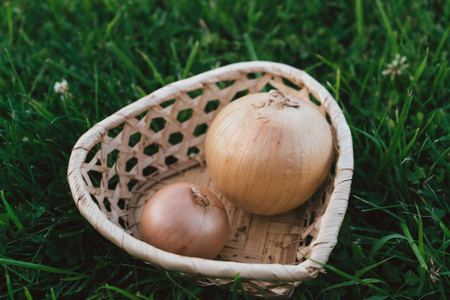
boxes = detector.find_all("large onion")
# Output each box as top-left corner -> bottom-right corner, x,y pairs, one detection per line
140,182 -> 229,259
205,90 -> 334,215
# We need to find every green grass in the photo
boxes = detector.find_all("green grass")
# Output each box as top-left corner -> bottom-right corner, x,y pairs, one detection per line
1,0 -> 449,299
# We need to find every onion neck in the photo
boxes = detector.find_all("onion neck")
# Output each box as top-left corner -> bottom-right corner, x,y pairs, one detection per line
190,185 -> 210,208
263,90 -> 299,110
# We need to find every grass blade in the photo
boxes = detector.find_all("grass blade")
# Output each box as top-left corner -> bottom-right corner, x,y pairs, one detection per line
3,265 -> 14,300
317,261 -> 394,299
354,256 -> 395,278
28,99 -> 55,123
164,272 -> 200,300
0,257 -> 80,275
232,272 -> 248,300
398,128 -> 420,161
355,0 -> 364,38
182,41 -> 200,79
316,54 -> 337,69
22,287 -> 33,300
368,233 -> 407,261
425,133 -> 450,172
321,278 -> 389,294
4,262 -> 35,284
351,124 -> 388,150
335,68 -> 341,102
96,285 -> 140,300
5,48 -> 27,96
61,275 -> 91,281
105,9 -> 122,36
427,207 -> 450,239
399,221 -> 428,270
410,48 -> 429,88
415,204 -> 425,264
244,33 -> 258,61
170,41 -> 182,79
5,2 -> 14,46
45,59 -> 94,87
50,288 -> 57,300
1,191 -> 24,232
374,0 -> 397,53
358,69 -> 371,103
94,64 -> 99,121
137,49 -> 165,86
354,195 -> 403,221
106,42 -> 151,87
379,91 -> 413,173
417,112 -> 436,141
432,25 -> 450,64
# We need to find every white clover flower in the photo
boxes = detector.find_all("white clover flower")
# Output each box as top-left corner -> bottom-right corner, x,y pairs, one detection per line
54,79 -> 69,94
382,54 -> 409,78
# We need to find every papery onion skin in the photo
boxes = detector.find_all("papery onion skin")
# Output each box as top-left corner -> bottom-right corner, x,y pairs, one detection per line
205,90 -> 334,216
140,182 -> 229,259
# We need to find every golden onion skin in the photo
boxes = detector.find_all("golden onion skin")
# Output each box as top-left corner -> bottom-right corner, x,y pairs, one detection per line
205,91 -> 334,215
140,182 -> 229,259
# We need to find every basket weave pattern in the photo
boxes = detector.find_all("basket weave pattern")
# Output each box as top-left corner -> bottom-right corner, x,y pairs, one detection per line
68,61 -> 353,298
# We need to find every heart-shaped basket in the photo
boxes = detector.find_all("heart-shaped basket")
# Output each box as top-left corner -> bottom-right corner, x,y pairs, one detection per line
67,61 -> 353,298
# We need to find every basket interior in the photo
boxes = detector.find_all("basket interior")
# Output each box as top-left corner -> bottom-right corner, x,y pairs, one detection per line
80,71 -> 335,266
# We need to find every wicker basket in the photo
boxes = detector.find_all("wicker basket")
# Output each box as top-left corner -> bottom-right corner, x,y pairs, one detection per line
67,61 -> 353,298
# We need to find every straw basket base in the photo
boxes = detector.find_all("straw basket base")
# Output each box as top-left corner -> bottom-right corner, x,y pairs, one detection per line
128,164 -> 332,298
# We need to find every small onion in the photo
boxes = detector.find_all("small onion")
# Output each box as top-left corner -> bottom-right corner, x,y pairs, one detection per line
205,90 -> 334,215
140,182 -> 229,259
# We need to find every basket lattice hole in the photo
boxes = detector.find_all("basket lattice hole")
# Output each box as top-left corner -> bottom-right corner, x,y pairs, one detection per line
187,89 -> 204,99
168,132 -> 183,145
128,132 -> 142,148
321,193 -> 327,205
282,77 -> 301,91
325,113 -> 332,125
135,110 -> 148,121
217,80 -> 236,89
204,100 -> 220,113
303,235 -> 313,247
160,99 -> 175,108
232,89 -> 249,101
246,72 -> 264,79
127,179 -> 139,191
87,169 -> 102,188
165,155 -> 178,165
107,123 -> 124,139
143,166 -> 157,176
107,149 -> 120,168
117,198 -> 126,210
150,118 -> 167,133
102,198 -> 111,212
107,174 -> 119,190
188,146 -> 199,156
305,212 -> 316,227
331,160 -> 337,176
177,108 -> 194,123
125,157 -> 138,172
143,143 -> 159,156
193,123 -> 207,137
118,216 -> 127,229
309,93 -> 321,107
85,144 -> 101,164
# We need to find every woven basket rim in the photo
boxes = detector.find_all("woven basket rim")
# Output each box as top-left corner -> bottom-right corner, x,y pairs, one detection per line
67,61 -> 354,282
